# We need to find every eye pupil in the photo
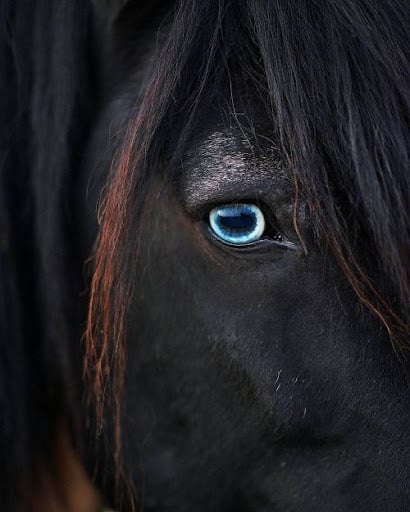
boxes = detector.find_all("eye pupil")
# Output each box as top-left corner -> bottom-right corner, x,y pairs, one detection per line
209,204 -> 266,246
219,211 -> 255,230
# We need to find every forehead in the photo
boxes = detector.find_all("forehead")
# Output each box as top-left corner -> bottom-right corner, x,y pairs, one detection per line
89,52 -> 294,217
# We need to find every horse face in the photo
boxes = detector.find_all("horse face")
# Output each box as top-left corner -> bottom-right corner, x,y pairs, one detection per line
83,2 -> 410,510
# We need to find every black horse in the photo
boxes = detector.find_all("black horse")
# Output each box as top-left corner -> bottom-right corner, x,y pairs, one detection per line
1,0 -> 409,510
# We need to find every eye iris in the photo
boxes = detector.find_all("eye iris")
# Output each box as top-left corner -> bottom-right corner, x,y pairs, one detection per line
209,204 -> 265,245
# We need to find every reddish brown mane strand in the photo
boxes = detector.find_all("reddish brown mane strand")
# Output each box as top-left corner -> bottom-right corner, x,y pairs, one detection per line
84,65 -> 172,509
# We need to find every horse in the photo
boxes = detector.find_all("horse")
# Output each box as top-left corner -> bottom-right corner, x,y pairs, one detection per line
1,0 -> 409,510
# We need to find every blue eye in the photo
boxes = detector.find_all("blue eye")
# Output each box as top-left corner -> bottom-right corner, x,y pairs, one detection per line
208,203 -> 266,246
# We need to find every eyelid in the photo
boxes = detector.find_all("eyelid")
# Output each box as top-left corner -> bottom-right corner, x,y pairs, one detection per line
204,227 -> 299,258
